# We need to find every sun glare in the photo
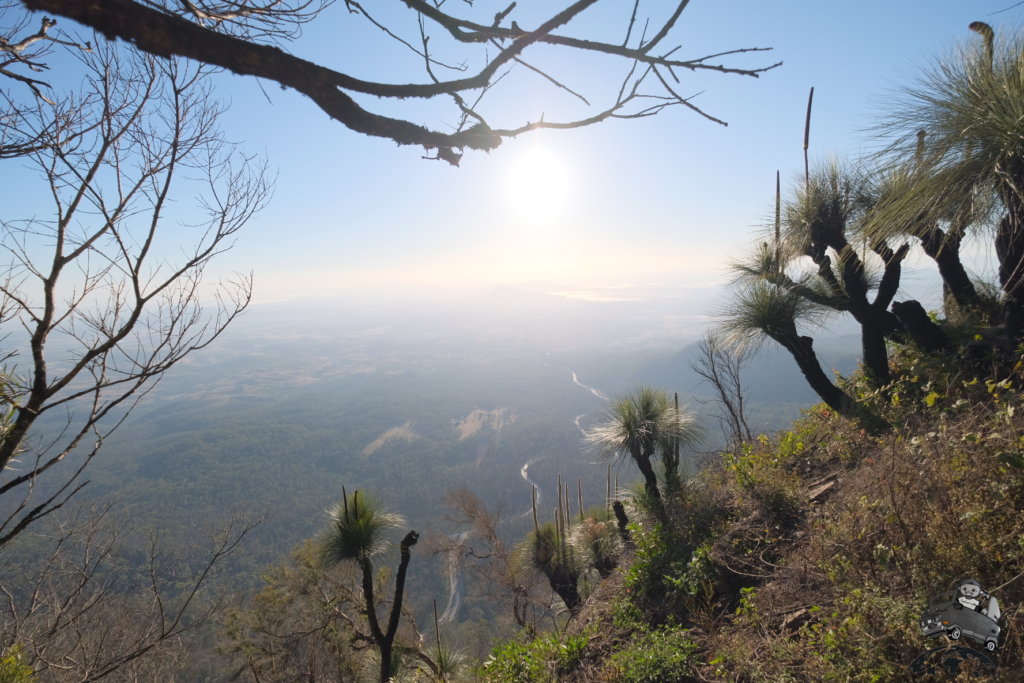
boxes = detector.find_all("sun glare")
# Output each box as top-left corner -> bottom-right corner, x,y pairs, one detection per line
505,147 -> 572,222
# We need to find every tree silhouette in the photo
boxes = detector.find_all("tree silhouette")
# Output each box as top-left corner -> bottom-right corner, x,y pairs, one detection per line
0,43 -> 267,546
733,161 -> 908,385
586,387 -> 701,521
318,489 -> 418,683
720,281 -> 887,434
873,22 -> 1024,343
17,0 -> 779,163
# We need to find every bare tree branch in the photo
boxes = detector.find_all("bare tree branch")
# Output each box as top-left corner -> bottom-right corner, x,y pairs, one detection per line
692,331 -> 753,448
0,41 -> 269,547
0,504 -> 261,680
18,0 -> 779,162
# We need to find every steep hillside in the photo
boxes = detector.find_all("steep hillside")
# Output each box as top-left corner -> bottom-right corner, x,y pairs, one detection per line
482,346 -> 1024,681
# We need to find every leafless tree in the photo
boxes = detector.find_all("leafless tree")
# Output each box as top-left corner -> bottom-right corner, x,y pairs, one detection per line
0,502 -> 260,681
692,330 -> 753,448
0,41 -> 270,547
1,2 -> 93,158
17,0 -> 780,164
441,486 -> 554,634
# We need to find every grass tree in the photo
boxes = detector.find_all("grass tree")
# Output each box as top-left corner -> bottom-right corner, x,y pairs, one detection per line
520,480 -> 583,613
866,159 -> 984,320
721,281 -> 887,434
571,515 -> 621,579
318,489 -> 418,683
586,387 -> 702,522
518,476 -> 627,614
874,22 -> 1024,344
735,161 -> 909,385
428,600 -> 465,683
521,521 -> 583,614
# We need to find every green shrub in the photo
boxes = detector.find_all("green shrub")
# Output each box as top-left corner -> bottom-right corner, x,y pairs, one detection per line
610,627 -> 696,683
555,633 -> 589,675
0,647 -> 34,683
478,631 -> 590,682
479,638 -> 547,683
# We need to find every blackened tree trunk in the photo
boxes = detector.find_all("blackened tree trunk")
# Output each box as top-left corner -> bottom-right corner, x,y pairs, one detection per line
891,300 -> 951,353
831,237 -> 907,385
612,500 -> 633,548
860,325 -> 891,384
544,565 -> 583,613
662,393 -> 682,493
630,443 -> 666,523
773,331 -> 888,434
361,530 -> 420,683
806,229 -> 906,385
920,227 -> 981,313
996,190 -> 1024,346
359,557 -> 385,679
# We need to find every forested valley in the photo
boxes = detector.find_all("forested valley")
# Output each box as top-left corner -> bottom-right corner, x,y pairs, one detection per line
1,283 -> 847,678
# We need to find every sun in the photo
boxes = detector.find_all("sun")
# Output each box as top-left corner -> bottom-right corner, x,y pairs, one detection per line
505,147 -> 572,222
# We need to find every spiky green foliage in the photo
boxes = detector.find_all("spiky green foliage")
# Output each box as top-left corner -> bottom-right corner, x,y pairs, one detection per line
571,515 -> 620,579
862,160 -> 965,237
731,158 -> 915,386
428,642 -> 466,683
721,281 -> 887,433
729,161 -> 889,315
870,24 -> 1024,341
872,28 -> 1024,233
586,387 -> 702,469
318,489 -> 404,566
519,521 -> 583,613
780,161 -> 891,301
586,387 -> 702,518
523,522 -> 578,575
784,159 -> 862,247
720,281 -> 827,349
730,242 -> 847,311
317,490 -> 418,683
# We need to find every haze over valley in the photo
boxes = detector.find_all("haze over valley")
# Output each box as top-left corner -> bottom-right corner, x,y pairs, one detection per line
64,284 -> 856,603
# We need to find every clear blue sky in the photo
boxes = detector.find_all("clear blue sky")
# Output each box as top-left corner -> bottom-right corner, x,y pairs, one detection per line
10,1 -> 1024,305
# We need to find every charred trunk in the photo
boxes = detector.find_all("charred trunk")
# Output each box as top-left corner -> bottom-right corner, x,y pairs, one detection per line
361,530 -> 419,683
891,300 -> 951,353
920,228 -> 980,313
612,500 -> 633,548
632,447 -> 666,523
860,325 -> 891,384
996,207 -> 1024,346
774,332 -> 887,434
546,566 -> 583,612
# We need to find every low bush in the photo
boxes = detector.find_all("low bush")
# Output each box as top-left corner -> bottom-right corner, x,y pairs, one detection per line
610,627 -> 697,683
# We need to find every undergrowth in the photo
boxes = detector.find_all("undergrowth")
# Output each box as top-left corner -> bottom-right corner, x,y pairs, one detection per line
485,343 -> 1024,681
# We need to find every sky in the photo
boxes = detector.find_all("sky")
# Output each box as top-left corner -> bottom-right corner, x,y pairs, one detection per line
6,1 -> 1024,307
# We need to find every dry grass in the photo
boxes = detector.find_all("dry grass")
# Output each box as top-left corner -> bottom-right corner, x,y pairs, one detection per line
693,380 -> 1024,681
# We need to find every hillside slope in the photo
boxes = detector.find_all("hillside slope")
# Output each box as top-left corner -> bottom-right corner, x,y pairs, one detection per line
484,349 -> 1024,681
